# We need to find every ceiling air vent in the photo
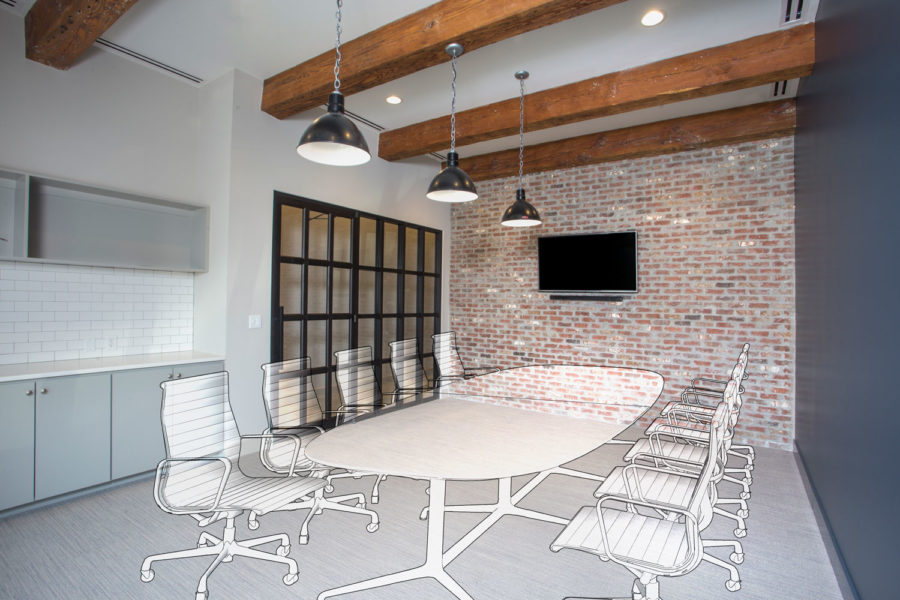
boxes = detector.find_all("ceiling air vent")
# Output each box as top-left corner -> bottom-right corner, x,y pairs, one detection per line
781,0 -> 820,24
94,38 -> 204,85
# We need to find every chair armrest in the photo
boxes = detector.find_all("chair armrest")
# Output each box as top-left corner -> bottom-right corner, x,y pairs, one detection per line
154,457 -> 231,515
691,377 -> 744,394
241,433 -> 301,477
649,427 -> 710,447
268,425 -> 325,435
627,451 -> 704,474
463,366 -> 500,377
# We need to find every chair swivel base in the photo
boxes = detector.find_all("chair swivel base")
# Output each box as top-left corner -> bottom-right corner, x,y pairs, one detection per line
140,515 -> 298,600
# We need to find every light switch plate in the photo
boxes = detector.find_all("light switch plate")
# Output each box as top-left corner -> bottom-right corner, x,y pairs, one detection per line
248,314 -> 262,329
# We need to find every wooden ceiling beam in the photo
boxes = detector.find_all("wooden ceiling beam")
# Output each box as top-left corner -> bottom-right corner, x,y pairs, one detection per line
25,0 -> 140,70
457,99 -> 797,182
379,23 -> 813,161
261,0 -> 625,119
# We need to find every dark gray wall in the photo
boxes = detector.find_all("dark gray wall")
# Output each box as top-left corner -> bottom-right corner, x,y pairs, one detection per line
795,0 -> 900,598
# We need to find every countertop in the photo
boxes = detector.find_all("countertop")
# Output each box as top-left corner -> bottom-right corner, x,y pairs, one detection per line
0,351 -> 225,383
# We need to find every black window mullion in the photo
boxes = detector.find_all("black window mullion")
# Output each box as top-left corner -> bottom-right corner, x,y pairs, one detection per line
416,229 -> 425,346
397,225 -> 406,340
271,201 -> 283,360
373,220 -> 384,386
324,214 -> 335,414
300,207 -> 310,365
350,215 -> 360,348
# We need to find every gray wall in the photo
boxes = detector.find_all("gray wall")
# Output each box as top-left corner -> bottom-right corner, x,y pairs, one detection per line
794,0 -> 900,598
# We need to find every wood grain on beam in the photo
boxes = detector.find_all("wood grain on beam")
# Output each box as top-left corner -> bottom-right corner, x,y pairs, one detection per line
261,0 -> 625,119
25,0 -> 139,70
457,99 -> 797,182
380,24 -> 813,161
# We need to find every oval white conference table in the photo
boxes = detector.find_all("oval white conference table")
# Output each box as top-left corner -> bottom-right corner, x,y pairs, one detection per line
305,365 -> 663,600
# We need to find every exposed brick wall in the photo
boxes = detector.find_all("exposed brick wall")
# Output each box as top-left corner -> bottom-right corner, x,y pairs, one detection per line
449,137 -> 795,449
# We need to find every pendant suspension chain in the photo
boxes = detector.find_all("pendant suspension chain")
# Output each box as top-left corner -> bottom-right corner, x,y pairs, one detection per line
518,76 -> 525,190
449,53 -> 458,153
333,0 -> 343,91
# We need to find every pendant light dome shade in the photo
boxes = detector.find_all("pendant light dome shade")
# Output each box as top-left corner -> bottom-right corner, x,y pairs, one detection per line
501,188 -> 542,227
297,92 -> 371,166
426,151 -> 478,202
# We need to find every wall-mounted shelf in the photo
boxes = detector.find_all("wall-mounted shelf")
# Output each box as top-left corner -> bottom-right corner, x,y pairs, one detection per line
0,168 -> 208,272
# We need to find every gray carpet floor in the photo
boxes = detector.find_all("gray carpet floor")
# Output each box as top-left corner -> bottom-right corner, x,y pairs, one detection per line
0,441 -> 845,600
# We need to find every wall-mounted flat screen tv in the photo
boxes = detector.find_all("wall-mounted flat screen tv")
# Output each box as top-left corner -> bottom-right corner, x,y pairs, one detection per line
537,231 -> 638,294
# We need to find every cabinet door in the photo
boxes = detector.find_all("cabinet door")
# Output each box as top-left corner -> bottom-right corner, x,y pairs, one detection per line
172,361 -> 224,380
34,374 -> 111,500
0,380 -> 35,510
111,366 -> 172,479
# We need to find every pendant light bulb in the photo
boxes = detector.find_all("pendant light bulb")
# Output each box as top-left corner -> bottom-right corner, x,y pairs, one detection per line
501,70 -> 541,227
297,0 -> 371,166
427,43 -> 478,202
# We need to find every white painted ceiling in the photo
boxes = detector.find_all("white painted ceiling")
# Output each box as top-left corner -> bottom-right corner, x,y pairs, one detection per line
6,0 -> 818,159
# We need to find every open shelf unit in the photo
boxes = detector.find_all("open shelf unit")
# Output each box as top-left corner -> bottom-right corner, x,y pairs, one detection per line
0,168 -> 208,272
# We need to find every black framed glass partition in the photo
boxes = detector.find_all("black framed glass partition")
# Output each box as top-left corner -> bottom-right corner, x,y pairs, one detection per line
272,191 -> 442,415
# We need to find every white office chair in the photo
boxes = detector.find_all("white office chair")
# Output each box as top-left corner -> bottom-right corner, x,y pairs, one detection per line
619,379 -> 751,537
551,403 -> 741,600
389,337 -> 432,399
141,372 -> 326,600
256,358 -> 379,544
328,346 -> 394,503
646,361 -> 753,500
431,331 -> 498,387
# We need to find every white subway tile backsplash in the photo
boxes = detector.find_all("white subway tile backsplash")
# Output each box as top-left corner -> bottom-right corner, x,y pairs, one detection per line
0,260 -> 194,365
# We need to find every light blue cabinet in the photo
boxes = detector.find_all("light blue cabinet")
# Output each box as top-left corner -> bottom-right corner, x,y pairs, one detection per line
0,380 -> 36,510
34,373 -> 111,500
111,361 -> 222,479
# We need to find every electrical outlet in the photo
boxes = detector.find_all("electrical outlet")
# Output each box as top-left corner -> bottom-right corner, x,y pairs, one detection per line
248,314 -> 262,329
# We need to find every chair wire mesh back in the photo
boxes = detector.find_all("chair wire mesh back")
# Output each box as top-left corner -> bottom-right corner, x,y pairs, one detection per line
389,338 -> 431,394
262,357 -> 324,430
158,372 -> 241,513
334,346 -> 382,423
432,331 -> 465,380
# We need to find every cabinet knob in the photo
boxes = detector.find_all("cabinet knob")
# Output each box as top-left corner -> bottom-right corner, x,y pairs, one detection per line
39,388 -> 48,394
25,389 -> 33,396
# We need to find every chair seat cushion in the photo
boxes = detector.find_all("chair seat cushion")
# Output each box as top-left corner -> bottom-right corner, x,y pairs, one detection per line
216,472 -> 326,515
659,401 -> 716,417
594,466 -> 696,509
625,437 -> 709,465
551,506 -> 689,570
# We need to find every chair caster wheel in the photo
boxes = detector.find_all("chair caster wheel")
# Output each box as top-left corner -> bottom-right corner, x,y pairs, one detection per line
730,552 -> 744,564
737,509 -> 749,519
298,534 -> 309,545
740,491 -> 750,500
248,518 -> 259,530
598,556 -> 610,562
725,579 -> 741,592
366,522 -> 379,533
419,508 -> 429,520
734,528 -> 747,538
283,573 -> 299,586
325,485 -> 334,492
140,569 -> 154,583
277,544 -> 290,557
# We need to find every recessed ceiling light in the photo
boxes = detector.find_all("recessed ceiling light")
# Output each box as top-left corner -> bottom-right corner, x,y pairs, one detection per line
641,9 -> 665,27
386,95 -> 402,105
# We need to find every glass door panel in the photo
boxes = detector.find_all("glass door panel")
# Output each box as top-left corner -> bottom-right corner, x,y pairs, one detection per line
333,217 -> 352,263
359,218 -> 377,267
307,267 -> 328,314
281,205 -> 304,258
308,211 -> 329,260
405,227 -> 419,270
383,223 -> 399,269
333,268 -> 352,314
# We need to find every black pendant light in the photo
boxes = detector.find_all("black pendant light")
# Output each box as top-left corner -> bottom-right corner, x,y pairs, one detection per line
502,70 -> 541,227
297,0 -> 371,166
426,43 -> 477,202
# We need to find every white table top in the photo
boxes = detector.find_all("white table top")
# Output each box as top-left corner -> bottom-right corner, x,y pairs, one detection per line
304,397 -> 628,481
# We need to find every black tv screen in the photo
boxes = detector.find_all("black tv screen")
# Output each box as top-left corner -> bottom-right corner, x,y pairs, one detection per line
537,231 -> 638,294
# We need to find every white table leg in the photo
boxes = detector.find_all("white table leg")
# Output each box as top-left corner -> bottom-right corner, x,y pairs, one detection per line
317,478 -> 473,600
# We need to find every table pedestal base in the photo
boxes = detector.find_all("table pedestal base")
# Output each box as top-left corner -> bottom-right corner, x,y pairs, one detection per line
318,471 -> 582,600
